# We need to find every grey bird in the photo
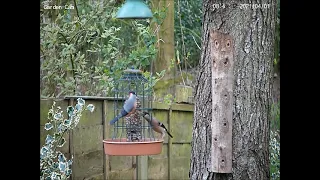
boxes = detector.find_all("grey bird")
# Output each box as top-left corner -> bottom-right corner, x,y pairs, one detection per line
142,111 -> 173,139
109,91 -> 137,125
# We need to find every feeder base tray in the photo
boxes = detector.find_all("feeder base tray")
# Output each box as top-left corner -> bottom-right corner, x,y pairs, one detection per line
103,138 -> 163,156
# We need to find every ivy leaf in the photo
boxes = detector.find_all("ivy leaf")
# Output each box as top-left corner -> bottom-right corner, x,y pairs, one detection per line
66,169 -> 72,176
86,104 -> 95,112
67,106 -> 74,117
44,168 -> 51,174
64,119 -> 71,126
57,123 -> 64,133
52,162 -> 59,169
54,113 -> 62,120
50,172 -> 58,179
48,159 -> 53,166
77,98 -> 85,106
47,111 -> 54,119
57,137 -> 66,147
45,134 -> 54,144
75,104 -> 82,111
44,123 -> 53,130
40,154 -> 45,160
53,133 -> 60,140
59,162 -> 67,172
67,159 -> 73,167
40,146 -> 49,157
58,152 -> 66,162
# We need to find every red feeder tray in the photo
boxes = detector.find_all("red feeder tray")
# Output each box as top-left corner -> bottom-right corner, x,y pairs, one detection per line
103,138 -> 164,156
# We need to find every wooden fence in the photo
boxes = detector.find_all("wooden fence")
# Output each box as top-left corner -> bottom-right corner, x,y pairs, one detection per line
40,96 -> 194,180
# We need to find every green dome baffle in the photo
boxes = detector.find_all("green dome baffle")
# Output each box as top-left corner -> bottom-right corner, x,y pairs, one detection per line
116,0 -> 153,19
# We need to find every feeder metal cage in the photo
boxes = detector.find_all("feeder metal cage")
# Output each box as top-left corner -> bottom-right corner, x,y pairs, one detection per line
103,68 -> 163,156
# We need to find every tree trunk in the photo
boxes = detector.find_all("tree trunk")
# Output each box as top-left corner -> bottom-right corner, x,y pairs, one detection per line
151,0 -> 176,101
151,0 -> 175,79
190,0 -> 276,179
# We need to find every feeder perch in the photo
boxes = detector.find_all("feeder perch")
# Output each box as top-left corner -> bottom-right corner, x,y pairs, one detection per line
103,68 -> 163,156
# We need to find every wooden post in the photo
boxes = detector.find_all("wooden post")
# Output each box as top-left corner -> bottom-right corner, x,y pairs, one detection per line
210,30 -> 234,173
68,98 -> 75,180
137,156 -> 148,180
168,107 -> 173,179
103,100 -> 110,180
133,156 -> 137,180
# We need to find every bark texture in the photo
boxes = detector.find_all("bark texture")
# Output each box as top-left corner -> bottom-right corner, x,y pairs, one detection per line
190,0 -> 276,179
152,0 -> 175,79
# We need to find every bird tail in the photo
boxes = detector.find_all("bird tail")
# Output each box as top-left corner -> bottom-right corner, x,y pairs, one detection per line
160,124 -> 173,138
109,109 -> 128,125
166,131 -> 173,138
109,115 -> 120,125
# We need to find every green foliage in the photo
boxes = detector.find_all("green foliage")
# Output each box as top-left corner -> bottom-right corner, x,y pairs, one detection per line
174,0 -> 202,68
270,101 -> 280,180
40,98 -> 95,180
174,0 -> 280,72
270,131 -> 280,180
40,1 -> 117,97
142,69 -> 166,91
113,20 -> 157,72
40,0 -> 167,98
271,1 -> 280,176
271,101 -> 280,132
163,93 -> 176,106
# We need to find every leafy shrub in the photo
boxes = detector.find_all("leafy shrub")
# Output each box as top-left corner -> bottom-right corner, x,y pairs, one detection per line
40,98 -> 94,180
270,101 -> 280,180
270,131 -> 280,180
40,0 -> 167,98
271,101 -> 280,132
174,0 -> 202,68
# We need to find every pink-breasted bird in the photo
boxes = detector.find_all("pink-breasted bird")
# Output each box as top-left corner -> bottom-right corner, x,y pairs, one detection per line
142,111 -> 173,139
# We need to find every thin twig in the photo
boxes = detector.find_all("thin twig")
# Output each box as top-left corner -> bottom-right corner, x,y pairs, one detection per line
177,0 -> 187,71
104,1 -> 117,24
58,32 -> 69,44
73,0 -> 80,19
68,30 -> 86,44
57,32 -> 77,94
192,35 -> 201,50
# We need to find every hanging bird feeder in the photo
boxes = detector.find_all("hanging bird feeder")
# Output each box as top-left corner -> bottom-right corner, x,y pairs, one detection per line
103,68 -> 163,156
116,0 -> 153,19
